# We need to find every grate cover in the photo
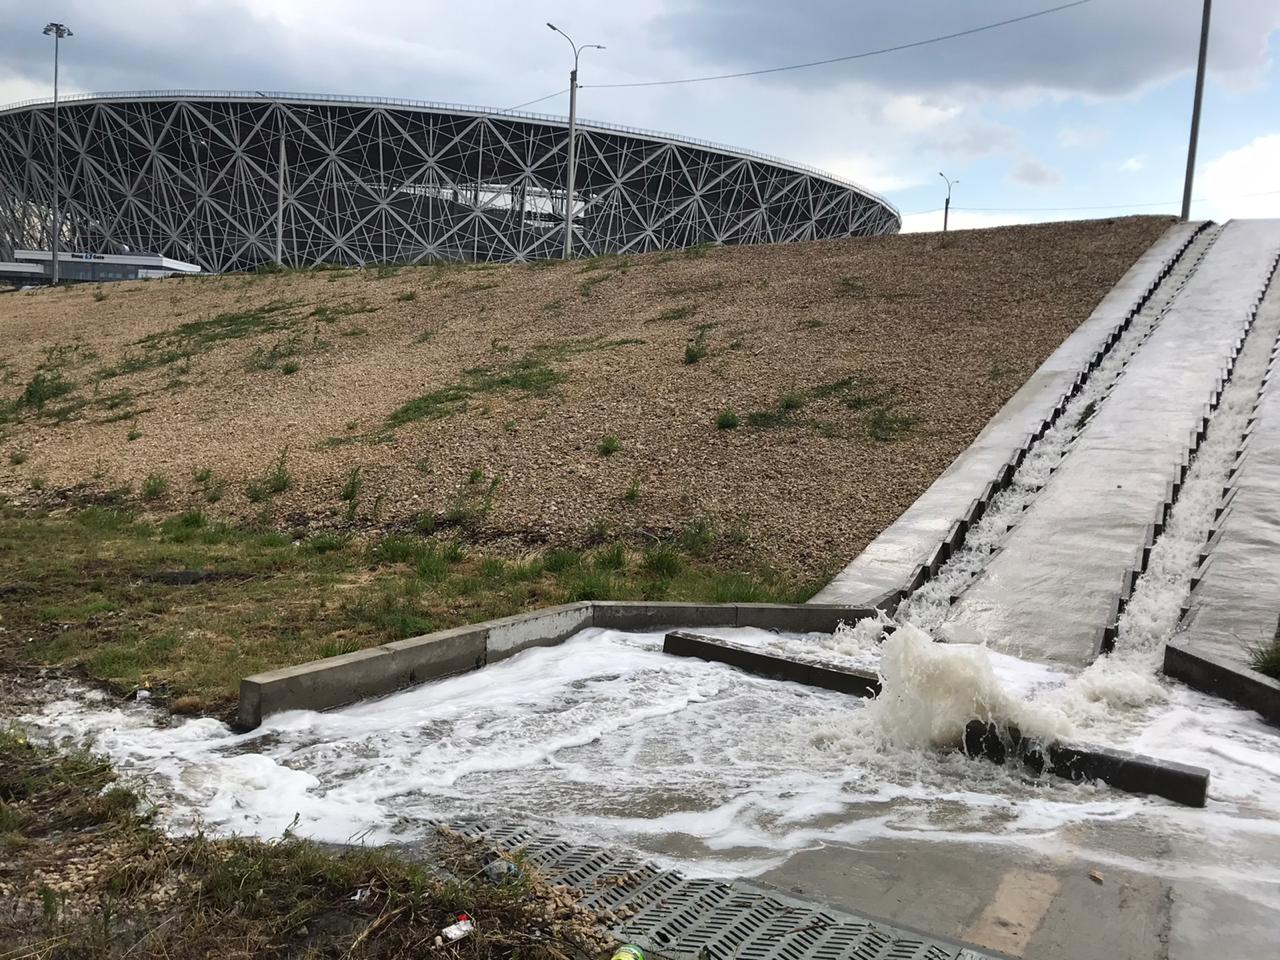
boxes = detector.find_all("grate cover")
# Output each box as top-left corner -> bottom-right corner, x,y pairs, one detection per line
443,820 -> 1002,960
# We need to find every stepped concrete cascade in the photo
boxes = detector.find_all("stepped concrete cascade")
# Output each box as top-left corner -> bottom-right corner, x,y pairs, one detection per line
1167,285 -> 1280,716
1178,297 -> 1280,660
813,219 -> 1207,608
940,219 -> 1280,663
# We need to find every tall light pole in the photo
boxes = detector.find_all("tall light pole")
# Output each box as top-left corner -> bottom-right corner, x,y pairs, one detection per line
43,22 -> 73,285
1181,0 -> 1212,221
547,23 -> 604,259
939,172 -> 958,235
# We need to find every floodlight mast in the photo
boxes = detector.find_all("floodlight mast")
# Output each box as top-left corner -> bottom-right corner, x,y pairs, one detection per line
42,22 -> 73,285
547,23 -> 605,259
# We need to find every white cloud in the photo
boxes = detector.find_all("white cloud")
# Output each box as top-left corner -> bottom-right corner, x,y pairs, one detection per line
1008,159 -> 1062,187
881,94 -> 962,132
1198,134 -> 1280,220
1120,156 -> 1145,173
899,209 -> 1037,233
0,73 -> 62,107
1058,126 -> 1107,148
812,153 -> 923,194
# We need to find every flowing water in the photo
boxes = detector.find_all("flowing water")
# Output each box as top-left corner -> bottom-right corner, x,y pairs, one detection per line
19,230 -> 1280,930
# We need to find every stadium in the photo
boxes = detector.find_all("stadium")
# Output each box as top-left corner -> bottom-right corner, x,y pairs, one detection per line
0,91 -> 900,274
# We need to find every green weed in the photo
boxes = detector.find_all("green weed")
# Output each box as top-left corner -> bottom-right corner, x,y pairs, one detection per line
141,474 -> 169,501
245,448 -> 292,502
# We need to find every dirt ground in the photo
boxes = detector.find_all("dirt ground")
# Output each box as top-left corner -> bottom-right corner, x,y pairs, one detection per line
0,216 -> 1174,576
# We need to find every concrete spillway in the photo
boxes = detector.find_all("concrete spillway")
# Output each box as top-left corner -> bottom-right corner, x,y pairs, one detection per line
943,219 -> 1280,664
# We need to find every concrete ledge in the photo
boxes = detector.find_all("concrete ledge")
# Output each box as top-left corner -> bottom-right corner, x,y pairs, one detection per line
486,602 -> 592,660
238,600 -> 879,728
734,602 -> 875,632
663,631 -> 881,697
1164,639 -> 1280,726
238,647 -> 401,730
383,624 -> 487,683
963,721 -> 1209,808
590,601 -> 738,630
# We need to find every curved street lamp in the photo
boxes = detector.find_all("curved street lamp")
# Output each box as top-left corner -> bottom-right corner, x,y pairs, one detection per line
547,22 -> 605,259
939,172 -> 958,236
43,22 -> 73,285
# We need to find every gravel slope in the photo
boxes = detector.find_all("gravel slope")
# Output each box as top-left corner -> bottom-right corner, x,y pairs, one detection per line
0,216 -> 1175,576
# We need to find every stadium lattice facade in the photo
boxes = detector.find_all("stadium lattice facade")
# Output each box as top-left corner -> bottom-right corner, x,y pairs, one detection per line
0,91 -> 900,273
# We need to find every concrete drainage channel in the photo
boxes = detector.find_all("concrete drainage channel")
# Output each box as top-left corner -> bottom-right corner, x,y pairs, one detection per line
885,221 -> 1222,632
1100,248 -> 1280,655
1163,253 -> 1280,722
813,219 -> 1216,612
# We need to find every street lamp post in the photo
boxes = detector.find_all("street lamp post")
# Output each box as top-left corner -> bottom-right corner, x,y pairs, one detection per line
546,23 -> 604,259
42,22 -> 73,285
939,172 -> 958,236
1181,0 -> 1212,221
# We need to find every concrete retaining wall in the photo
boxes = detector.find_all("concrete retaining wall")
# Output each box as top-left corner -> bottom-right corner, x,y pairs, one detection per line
237,601 -> 875,728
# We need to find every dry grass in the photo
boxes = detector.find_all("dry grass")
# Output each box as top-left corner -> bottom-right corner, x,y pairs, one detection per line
0,729 -> 617,959
0,217 -> 1175,575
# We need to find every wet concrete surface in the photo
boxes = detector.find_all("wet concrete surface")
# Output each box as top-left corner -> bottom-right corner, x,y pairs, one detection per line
1178,287 -> 1280,667
944,220 -> 1280,665
812,221 -> 1205,608
760,810 -> 1280,960
761,827 -> 1172,960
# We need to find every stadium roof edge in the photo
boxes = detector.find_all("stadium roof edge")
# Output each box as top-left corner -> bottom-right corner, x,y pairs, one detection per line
0,89 -> 899,219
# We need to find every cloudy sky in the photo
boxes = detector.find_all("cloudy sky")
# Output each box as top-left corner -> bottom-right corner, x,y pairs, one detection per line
4,0 -> 1278,231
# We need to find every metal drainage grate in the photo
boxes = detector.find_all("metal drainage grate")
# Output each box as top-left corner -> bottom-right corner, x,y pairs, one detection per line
444,820 -> 999,960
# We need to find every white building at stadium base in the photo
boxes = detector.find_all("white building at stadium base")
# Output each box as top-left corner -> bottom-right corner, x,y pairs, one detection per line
0,91 -> 900,274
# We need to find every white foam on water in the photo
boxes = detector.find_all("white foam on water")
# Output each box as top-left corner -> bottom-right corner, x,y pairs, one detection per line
27,626 -> 1163,873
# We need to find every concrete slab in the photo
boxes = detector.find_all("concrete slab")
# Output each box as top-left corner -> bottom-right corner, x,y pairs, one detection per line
485,602 -> 592,660
760,832 -> 1171,960
812,221 -> 1207,607
945,220 -> 1280,665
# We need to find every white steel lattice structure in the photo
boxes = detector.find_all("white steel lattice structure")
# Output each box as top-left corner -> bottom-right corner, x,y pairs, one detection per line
0,91 -> 900,272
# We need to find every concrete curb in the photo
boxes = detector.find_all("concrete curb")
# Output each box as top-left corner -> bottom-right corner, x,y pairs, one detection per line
1163,639 -> 1280,726
662,630 -> 1209,806
237,601 -> 875,728
663,630 -> 881,697
963,721 -> 1209,808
